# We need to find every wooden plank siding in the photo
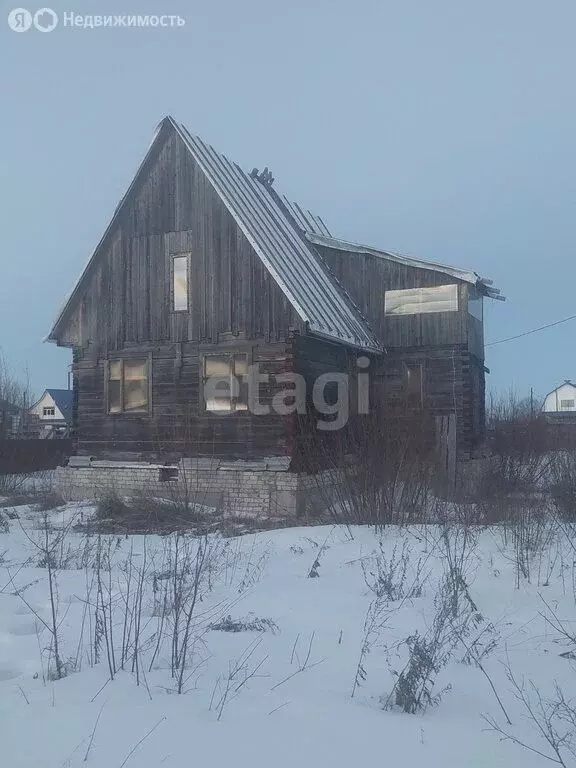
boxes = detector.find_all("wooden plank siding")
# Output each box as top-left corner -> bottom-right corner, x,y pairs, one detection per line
56,127 -> 303,460
55,121 -> 487,463
316,245 -> 475,350
315,244 -> 486,452
57,129 -> 303,351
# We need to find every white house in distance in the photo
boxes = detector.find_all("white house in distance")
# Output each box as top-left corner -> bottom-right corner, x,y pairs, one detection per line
542,380 -> 576,413
29,389 -> 74,438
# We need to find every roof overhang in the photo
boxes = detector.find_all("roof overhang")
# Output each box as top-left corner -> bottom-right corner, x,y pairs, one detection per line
306,232 -> 505,301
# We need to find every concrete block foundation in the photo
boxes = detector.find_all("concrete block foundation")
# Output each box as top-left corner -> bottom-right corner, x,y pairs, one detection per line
54,458 -> 324,519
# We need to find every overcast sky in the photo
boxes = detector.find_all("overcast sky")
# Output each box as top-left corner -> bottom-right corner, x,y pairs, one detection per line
1,0 -> 575,401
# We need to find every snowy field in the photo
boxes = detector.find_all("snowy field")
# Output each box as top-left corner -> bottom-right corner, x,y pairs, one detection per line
0,500 -> 575,768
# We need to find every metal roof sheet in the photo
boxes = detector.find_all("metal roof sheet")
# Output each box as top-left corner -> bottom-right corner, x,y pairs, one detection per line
305,232 -> 504,300
281,197 -> 332,237
46,389 -> 74,423
170,118 -> 381,351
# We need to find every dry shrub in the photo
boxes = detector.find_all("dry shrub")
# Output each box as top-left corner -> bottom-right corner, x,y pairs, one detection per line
549,451 -> 576,522
94,488 -> 212,533
33,489 -> 65,512
299,411 -> 435,528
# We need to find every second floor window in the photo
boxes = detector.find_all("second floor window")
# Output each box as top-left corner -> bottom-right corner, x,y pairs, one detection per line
108,359 -> 149,414
172,254 -> 190,311
43,406 -> 55,417
385,284 -> 458,315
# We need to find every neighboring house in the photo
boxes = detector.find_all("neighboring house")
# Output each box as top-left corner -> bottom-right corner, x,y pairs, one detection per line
29,389 -> 74,438
0,398 -> 22,439
542,381 -> 576,419
46,116 -> 502,466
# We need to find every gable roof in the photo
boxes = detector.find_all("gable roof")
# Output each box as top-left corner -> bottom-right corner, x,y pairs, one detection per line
31,389 -> 74,423
47,389 -> 74,422
170,119 -> 380,351
47,116 -> 380,353
542,380 -> 576,400
306,233 -> 504,300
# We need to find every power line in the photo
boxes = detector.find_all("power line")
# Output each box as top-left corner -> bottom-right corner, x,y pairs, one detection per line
486,313 -> 576,347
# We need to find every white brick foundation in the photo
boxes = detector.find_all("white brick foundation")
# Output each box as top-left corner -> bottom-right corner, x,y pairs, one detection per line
54,458 -> 311,519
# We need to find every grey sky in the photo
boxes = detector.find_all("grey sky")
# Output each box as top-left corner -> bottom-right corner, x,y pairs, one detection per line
1,0 -> 575,401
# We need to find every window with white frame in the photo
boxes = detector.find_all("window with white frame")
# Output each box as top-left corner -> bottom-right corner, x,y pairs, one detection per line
385,284 -> 459,316
43,406 -> 55,417
108,359 -> 149,414
560,399 -> 575,410
202,354 -> 249,412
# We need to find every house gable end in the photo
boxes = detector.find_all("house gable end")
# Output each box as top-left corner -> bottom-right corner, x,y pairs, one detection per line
47,120 -> 306,350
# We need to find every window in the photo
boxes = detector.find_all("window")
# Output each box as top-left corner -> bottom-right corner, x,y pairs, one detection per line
172,254 -> 190,312
107,359 -> 149,414
404,363 -> 424,410
43,406 -> 55,417
203,354 -> 249,412
560,399 -> 575,410
468,286 -> 483,322
385,284 -> 458,315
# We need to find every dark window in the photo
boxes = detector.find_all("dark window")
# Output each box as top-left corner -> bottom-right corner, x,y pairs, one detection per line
404,363 -> 424,410
43,406 -> 55,417
107,359 -> 149,414
202,354 -> 249,412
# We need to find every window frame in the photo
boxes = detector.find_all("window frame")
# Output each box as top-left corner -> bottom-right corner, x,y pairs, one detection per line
171,252 -> 191,313
105,355 -> 152,416
42,406 -> 56,417
202,352 -> 250,413
560,399 -> 575,410
385,284 -> 459,316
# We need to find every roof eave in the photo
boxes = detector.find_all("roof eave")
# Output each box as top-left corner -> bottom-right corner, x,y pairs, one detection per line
306,325 -> 383,355
306,231 -> 503,299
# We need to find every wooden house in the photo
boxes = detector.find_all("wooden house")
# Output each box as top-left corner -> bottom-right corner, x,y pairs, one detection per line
47,116 -> 502,473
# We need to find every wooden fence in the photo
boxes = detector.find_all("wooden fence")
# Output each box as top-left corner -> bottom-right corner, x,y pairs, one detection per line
0,440 -> 74,475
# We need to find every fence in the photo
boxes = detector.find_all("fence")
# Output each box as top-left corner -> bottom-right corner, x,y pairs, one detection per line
0,440 -> 74,475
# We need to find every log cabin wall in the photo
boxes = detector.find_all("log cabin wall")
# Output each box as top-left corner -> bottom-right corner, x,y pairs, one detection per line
74,338 -> 294,460
57,125 -> 303,460
315,244 -> 486,452
374,346 -> 484,455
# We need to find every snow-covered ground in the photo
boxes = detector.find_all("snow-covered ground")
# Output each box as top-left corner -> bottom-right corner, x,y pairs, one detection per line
0,501 -> 575,768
